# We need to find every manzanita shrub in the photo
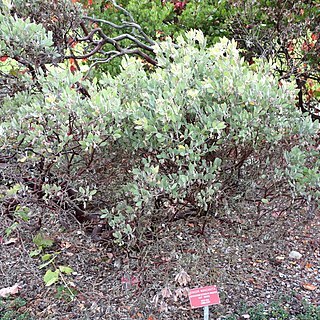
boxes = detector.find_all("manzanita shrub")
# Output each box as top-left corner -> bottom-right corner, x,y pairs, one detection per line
1,30 -> 319,243
106,32 -> 319,223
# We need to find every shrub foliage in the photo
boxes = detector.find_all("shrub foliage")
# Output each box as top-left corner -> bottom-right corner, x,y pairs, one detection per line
1,26 -> 319,242
0,0 -> 319,243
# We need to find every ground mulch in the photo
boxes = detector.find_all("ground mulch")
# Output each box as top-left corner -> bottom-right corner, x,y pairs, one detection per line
0,200 -> 319,320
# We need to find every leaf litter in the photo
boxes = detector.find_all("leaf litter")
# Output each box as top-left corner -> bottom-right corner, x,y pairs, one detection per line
0,201 -> 319,319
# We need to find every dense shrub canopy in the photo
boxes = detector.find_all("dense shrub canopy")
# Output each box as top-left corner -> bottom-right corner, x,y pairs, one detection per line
1,31 -> 319,224
0,1 -> 319,244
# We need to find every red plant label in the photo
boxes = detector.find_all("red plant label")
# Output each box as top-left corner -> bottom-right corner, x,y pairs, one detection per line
189,285 -> 220,309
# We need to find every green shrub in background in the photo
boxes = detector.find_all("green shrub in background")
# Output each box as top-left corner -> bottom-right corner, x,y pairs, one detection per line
88,0 -> 231,42
0,0 -> 82,101
86,0 -> 320,119
1,29 -> 319,242
7,0 -> 83,56
83,0 -> 234,75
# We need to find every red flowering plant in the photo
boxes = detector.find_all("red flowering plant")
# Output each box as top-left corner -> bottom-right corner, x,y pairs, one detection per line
172,0 -> 187,14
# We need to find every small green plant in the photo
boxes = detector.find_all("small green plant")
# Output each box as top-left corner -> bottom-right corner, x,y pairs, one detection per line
269,301 -> 290,319
29,233 -> 75,298
4,207 -> 30,237
29,233 -> 54,257
0,297 -> 32,320
55,285 -> 78,303
5,222 -> 19,238
3,185 -> 31,238
100,202 -> 135,246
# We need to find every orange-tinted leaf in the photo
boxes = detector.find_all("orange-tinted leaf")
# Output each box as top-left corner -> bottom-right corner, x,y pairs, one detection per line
68,37 -> 77,48
302,283 -> 317,291
287,41 -> 294,52
301,41 -> 310,52
51,15 -> 59,23
247,278 -> 255,284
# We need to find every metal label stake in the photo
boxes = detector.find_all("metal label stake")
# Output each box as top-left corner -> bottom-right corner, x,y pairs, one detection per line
204,305 -> 209,320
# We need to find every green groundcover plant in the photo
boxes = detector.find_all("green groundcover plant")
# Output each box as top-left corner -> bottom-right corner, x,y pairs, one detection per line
0,297 -> 32,320
224,299 -> 320,320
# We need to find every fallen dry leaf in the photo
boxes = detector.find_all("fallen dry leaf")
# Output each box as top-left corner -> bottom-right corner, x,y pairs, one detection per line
271,211 -> 282,218
302,283 -> 317,291
121,273 -> 140,290
0,283 -> 20,297
175,269 -> 191,286
161,286 -> 172,298
3,238 -> 18,245
151,293 -> 159,307
60,241 -> 72,249
161,256 -> 171,262
106,252 -> 114,259
158,300 -> 168,313
173,287 -> 189,301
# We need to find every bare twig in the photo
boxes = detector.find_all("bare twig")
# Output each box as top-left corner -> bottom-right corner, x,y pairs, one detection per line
64,3 -> 158,78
